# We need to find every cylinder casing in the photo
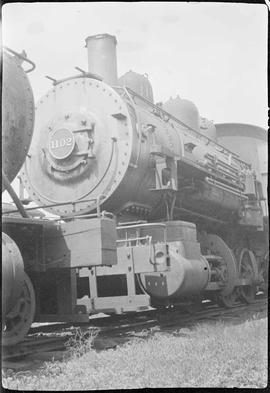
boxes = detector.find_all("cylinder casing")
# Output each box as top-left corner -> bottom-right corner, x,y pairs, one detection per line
138,221 -> 210,298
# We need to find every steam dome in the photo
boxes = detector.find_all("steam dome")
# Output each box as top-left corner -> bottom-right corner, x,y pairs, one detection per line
163,96 -> 200,131
118,70 -> 154,103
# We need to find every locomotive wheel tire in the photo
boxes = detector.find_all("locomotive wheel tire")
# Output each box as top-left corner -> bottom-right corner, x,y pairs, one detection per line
239,286 -> 256,304
263,252 -> 269,283
215,289 -> 237,308
260,252 -> 269,295
2,273 -> 36,346
238,249 -> 258,304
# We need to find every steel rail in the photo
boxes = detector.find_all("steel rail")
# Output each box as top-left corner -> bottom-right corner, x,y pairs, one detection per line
2,297 -> 266,365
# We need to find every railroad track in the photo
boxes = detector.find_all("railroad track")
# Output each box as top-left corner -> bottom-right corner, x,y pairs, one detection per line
2,296 -> 267,370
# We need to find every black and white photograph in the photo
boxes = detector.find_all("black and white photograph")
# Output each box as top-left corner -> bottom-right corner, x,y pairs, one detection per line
1,1 -> 268,389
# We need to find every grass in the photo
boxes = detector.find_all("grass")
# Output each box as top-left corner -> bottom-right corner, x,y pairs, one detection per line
2,316 -> 267,390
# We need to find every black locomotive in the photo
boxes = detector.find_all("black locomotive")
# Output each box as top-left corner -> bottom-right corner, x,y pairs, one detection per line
2,35 -> 268,346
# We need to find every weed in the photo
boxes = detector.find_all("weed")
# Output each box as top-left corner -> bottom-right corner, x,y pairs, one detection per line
2,317 -> 267,390
64,326 -> 100,359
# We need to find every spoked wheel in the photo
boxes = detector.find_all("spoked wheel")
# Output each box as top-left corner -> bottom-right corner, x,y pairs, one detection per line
238,249 -> 258,304
215,289 -> 237,308
2,273 -> 36,346
200,234 -> 238,308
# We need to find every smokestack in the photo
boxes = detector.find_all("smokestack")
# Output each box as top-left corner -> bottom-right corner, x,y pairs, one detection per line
85,34 -> 118,85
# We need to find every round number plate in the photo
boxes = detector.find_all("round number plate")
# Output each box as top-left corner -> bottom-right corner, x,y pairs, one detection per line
49,128 -> 75,160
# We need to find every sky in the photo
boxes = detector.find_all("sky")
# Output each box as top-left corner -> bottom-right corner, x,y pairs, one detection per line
2,1 -> 268,203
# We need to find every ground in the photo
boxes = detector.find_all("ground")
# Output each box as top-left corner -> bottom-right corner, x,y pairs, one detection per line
2,316 -> 267,390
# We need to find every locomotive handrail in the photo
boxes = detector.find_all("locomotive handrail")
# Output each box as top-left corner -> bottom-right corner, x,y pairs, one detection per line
45,72 -> 103,86
117,222 -> 168,243
2,195 -> 107,216
116,235 -> 152,244
117,235 -> 153,265
117,236 -> 153,264
4,46 -> 36,73
117,222 -> 167,230
118,220 -> 147,226
122,87 -> 251,168
56,211 -> 115,221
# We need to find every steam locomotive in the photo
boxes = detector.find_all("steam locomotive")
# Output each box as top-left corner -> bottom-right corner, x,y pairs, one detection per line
2,35 -> 268,346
